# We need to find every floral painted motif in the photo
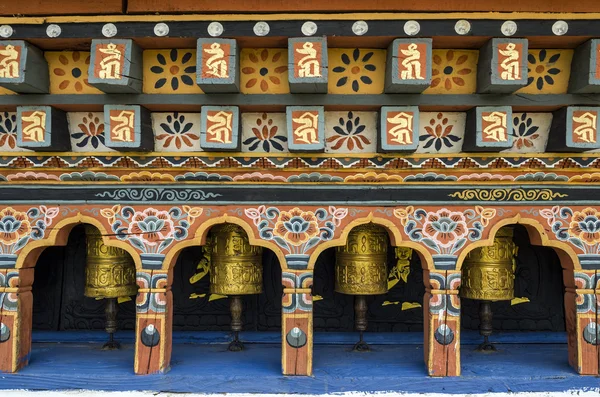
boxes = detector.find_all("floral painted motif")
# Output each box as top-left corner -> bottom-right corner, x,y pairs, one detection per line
0,206 -> 58,255
0,112 -> 17,150
541,206 -> 600,254
153,112 -> 200,150
69,112 -> 111,150
419,112 -> 462,152
328,48 -> 385,94
45,52 -> 101,94
517,49 -> 573,94
425,50 -> 478,94
325,111 -> 374,152
242,113 -> 287,152
245,206 -> 347,255
143,49 -> 202,94
502,112 -> 552,153
240,49 -> 289,94
394,206 -> 496,255
102,205 -> 203,254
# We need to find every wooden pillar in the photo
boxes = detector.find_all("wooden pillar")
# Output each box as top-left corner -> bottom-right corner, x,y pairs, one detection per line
281,255 -> 313,376
424,267 -> 461,377
567,270 -> 600,375
0,266 -> 34,373
134,265 -> 172,375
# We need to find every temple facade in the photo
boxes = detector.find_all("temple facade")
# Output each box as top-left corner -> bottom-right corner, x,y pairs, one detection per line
0,1 -> 599,388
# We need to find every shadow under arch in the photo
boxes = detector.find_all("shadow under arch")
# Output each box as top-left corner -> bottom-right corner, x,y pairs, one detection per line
455,214 -> 580,283
17,213 -> 142,270
163,214 -> 287,274
308,213 -> 435,272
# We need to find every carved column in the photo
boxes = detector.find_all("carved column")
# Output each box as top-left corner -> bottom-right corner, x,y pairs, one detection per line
0,266 -> 34,373
567,269 -> 599,375
424,265 -> 461,377
281,255 -> 313,375
134,260 -> 172,375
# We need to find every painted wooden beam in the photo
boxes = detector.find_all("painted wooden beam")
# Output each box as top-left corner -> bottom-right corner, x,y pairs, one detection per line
1,94 -> 600,108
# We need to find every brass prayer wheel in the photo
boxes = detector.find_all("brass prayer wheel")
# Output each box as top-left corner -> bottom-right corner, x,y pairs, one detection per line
460,227 -> 518,302
335,223 -> 388,296
209,224 -> 263,296
84,225 -> 137,350
335,223 -> 389,351
208,223 -> 263,351
84,225 -> 137,299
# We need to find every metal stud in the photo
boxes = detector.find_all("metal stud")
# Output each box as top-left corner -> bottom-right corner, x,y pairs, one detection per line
301,21 -> 318,36
102,23 -> 118,38
501,20 -> 518,36
0,25 -> 13,38
253,21 -> 270,36
153,22 -> 169,37
404,20 -> 420,36
352,20 -> 368,36
552,20 -> 569,36
455,20 -> 471,35
46,24 -> 61,38
207,22 -> 224,37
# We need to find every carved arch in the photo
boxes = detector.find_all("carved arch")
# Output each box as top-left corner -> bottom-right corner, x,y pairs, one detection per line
455,213 -> 580,275
163,214 -> 287,273
308,213 -> 435,271
16,213 -> 142,270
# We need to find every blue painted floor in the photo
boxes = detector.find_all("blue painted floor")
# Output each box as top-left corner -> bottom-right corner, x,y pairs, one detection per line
1,332 -> 599,394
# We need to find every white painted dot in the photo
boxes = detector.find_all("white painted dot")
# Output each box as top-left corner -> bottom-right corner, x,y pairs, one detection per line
404,20 -> 420,36
352,20 -> 368,36
552,20 -> 569,36
253,21 -> 270,36
501,20 -> 518,37
301,21 -> 318,36
455,20 -> 471,35
153,22 -> 169,37
46,24 -> 61,38
207,22 -> 224,37
102,23 -> 118,38
0,25 -> 13,38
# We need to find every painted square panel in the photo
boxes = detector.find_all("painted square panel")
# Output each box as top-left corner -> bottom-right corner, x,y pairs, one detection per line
501,112 -> 552,153
0,111 -> 31,152
424,50 -> 478,94
288,37 -> 328,93
240,48 -> 289,94
152,112 -> 202,152
241,112 -> 288,153
286,106 -> 325,152
200,106 -> 240,151
325,111 -> 377,153
45,51 -> 102,94
416,112 -> 466,154
17,106 -> 69,151
517,49 -> 573,94
143,49 -> 202,94
385,38 -> 432,93
196,38 -> 239,93
328,48 -> 386,94
0,40 -> 48,93
379,107 -> 419,152
104,105 -> 153,151
68,112 -> 115,152
89,39 -> 142,93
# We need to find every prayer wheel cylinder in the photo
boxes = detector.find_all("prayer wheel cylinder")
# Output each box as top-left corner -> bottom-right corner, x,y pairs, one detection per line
84,225 -> 137,299
209,224 -> 263,296
335,224 -> 388,296
460,227 -> 518,302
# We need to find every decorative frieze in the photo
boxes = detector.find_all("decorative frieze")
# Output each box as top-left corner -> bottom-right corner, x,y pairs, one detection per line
88,39 -> 143,93
16,106 -> 69,151
200,106 -> 240,151
463,106 -> 513,151
288,37 -> 328,93
196,38 -> 239,93
568,39 -> 600,94
478,38 -> 528,93
103,105 -> 153,151
286,106 -> 325,152
0,40 -> 48,93
385,38 -> 432,93
547,107 -> 600,152
378,106 -> 419,152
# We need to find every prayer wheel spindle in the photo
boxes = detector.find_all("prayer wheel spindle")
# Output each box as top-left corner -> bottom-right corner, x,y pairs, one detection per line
209,224 -> 263,352
460,227 -> 518,351
335,224 -> 388,352
84,225 -> 138,350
